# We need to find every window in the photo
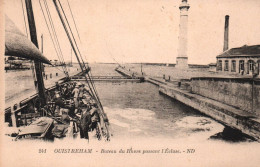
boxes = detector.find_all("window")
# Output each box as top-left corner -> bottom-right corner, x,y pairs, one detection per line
248,60 -> 255,72
218,60 -> 222,71
231,60 -> 236,72
239,60 -> 244,73
224,60 -> 229,71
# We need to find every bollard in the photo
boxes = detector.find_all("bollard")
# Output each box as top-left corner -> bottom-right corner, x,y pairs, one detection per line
163,74 -> 165,79
50,73 -> 52,78
56,73 -> 58,76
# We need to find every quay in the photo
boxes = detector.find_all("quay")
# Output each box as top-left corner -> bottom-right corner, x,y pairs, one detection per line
115,66 -> 145,82
115,66 -> 260,141
70,75 -> 142,82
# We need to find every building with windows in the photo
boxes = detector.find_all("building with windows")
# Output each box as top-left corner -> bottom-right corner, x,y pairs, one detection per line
216,45 -> 260,76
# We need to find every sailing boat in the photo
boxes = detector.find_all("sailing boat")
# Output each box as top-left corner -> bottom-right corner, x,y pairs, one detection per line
4,0 -> 111,141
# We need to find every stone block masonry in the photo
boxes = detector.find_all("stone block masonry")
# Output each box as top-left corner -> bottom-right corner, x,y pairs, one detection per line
191,77 -> 260,116
159,84 -> 260,141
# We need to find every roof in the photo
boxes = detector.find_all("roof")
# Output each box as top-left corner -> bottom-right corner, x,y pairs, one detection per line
217,45 -> 260,58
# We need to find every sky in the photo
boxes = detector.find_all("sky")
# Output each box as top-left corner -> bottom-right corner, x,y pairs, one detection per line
4,0 -> 260,64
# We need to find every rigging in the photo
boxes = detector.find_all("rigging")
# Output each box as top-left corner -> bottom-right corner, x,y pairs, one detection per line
53,0 -> 110,140
39,0 -> 69,77
57,0 -> 86,67
55,0 -> 102,105
66,0 -> 81,42
43,0 -> 68,74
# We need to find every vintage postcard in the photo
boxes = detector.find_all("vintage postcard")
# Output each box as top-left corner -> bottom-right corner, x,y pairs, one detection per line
1,0 -> 260,166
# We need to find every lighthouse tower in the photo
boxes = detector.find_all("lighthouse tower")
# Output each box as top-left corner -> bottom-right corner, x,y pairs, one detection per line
176,0 -> 190,68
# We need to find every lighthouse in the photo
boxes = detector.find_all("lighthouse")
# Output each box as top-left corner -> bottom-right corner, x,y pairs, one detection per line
176,0 -> 190,68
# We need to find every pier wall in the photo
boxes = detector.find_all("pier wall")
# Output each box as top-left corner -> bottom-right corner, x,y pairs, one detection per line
191,77 -> 260,116
159,84 -> 260,141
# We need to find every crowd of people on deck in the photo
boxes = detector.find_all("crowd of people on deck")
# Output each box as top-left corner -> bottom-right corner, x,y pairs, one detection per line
51,81 -> 103,140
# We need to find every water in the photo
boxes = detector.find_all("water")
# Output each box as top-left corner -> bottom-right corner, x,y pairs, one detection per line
94,81 -> 227,142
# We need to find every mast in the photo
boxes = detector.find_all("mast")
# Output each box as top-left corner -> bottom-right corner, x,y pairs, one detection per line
25,0 -> 46,105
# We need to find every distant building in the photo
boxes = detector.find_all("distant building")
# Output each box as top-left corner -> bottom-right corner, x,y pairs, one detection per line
216,45 -> 260,76
5,56 -> 32,70
49,60 -> 65,66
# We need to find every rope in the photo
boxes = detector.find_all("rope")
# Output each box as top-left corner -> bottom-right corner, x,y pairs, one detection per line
39,0 -> 67,77
53,0 -> 109,140
66,0 -> 81,42
60,1 -> 103,111
43,0 -> 67,68
53,0 -> 104,113
105,40 -> 122,67
66,0 -> 89,63
57,0 -> 86,67
21,0 -> 28,37
43,0 -> 68,73
39,1 -> 60,61
42,0 -> 69,77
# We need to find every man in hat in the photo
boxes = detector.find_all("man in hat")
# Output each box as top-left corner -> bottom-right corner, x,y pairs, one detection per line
78,83 -> 84,101
61,83 -> 69,99
79,104 -> 92,141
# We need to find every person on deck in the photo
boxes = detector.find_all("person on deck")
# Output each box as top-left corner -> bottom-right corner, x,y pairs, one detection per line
62,83 -> 70,99
80,105 -> 92,141
89,106 -> 100,131
78,83 -> 84,101
53,92 -> 65,116
67,82 -> 74,98
55,82 -> 61,92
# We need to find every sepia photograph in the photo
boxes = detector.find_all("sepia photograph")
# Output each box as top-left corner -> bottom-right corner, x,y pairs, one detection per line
1,0 -> 260,166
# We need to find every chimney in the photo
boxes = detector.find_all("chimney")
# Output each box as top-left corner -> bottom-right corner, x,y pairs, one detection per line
223,15 -> 229,52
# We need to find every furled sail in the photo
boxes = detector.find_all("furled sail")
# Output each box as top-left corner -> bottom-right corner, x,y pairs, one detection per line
5,15 -> 51,64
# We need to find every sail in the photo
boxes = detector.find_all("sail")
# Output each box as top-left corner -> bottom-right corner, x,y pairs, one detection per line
5,15 -> 51,65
